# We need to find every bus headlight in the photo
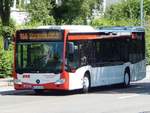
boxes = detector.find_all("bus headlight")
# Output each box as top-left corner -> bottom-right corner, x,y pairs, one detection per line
55,78 -> 65,85
14,79 -> 22,85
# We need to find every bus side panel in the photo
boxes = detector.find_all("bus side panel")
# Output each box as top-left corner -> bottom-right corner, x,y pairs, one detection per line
130,60 -> 146,81
68,66 -> 91,90
90,65 -> 125,87
90,67 -> 106,87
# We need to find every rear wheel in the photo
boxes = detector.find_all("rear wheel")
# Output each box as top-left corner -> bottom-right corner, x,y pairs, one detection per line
82,73 -> 90,93
123,71 -> 130,87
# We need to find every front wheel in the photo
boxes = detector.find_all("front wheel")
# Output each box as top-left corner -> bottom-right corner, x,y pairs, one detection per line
123,71 -> 130,87
82,74 -> 90,93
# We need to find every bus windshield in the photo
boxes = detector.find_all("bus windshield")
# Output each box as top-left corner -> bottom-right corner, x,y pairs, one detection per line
16,42 -> 64,73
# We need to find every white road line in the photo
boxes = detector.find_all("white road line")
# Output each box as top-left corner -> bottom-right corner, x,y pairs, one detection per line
118,94 -> 140,99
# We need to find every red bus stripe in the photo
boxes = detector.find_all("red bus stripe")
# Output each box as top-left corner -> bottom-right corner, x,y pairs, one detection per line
68,35 -> 97,40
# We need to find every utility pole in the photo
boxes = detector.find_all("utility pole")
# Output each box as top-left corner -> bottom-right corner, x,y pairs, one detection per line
13,0 -> 17,9
140,0 -> 144,26
103,0 -> 106,13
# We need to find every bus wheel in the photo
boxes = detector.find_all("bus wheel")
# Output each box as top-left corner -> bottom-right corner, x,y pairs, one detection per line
123,71 -> 130,87
82,73 -> 90,93
34,89 -> 44,94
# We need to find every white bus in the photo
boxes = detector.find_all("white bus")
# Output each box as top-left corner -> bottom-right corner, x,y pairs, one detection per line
13,25 -> 146,93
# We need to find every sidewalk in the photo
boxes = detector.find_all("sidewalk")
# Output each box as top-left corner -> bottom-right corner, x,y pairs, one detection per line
0,78 -> 14,93
0,78 -> 13,87
0,78 -> 31,95
0,86 -> 14,93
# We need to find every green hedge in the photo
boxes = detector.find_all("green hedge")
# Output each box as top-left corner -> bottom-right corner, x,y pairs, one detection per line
146,29 -> 150,64
0,37 -> 13,78
0,19 -> 14,78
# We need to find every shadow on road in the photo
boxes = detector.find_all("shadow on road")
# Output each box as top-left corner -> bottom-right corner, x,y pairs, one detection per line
0,89 -> 82,96
0,90 -> 33,96
1,81 -> 150,96
90,81 -> 150,95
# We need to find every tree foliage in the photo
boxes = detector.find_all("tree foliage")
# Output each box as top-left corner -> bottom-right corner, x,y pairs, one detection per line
27,0 -> 102,25
0,0 -> 15,77
52,0 -> 101,24
104,0 -> 150,25
0,36 -> 13,78
105,0 -> 139,20
91,0 -> 150,27
0,19 -> 15,78
0,0 -> 15,41
146,29 -> 150,64
27,0 -> 55,25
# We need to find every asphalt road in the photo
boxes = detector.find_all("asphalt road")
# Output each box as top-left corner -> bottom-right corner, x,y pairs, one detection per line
0,71 -> 150,113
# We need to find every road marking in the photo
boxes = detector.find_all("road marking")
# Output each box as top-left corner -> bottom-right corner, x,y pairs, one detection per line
118,94 -> 140,99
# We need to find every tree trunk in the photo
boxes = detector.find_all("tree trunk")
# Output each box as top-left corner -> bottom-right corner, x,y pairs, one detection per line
0,0 -> 11,26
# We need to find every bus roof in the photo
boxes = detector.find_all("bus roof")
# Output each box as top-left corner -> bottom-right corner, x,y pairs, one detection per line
37,25 -> 99,33
98,26 -> 145,33
17,26 -> 144,37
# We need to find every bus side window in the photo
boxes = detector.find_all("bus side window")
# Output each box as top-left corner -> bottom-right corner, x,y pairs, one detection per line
67,42 -> 79,69
79,41 -> 89,66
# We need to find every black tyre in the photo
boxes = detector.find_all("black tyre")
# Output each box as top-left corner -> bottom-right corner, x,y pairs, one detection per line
123,71 -> 130,87
82,73 -> 90,93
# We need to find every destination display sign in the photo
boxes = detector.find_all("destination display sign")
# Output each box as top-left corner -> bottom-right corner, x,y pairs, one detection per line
17,30 -> 63,41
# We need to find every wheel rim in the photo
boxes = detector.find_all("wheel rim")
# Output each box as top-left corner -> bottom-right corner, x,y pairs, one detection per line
83,76 -> 89,90
125,73 -> 129,85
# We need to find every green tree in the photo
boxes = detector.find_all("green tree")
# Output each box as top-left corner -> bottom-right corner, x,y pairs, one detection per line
52,0 -> 102,24
16,0 -> 26,10
27,0 -> 102,25
0,0 -> 15,40
0,0 -> 14,77
0,37 -> 13,78
28,0 -> 55,25
0,0 -> 13,26
91,0 -> 150,27
104,0 -> 150,25
105,0 -> 139,21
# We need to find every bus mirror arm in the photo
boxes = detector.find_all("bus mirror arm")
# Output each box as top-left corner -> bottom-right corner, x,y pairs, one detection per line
4,36 -> 12,50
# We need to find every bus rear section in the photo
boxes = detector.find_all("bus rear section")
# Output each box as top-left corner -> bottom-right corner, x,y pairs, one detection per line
98,26 -> 146,82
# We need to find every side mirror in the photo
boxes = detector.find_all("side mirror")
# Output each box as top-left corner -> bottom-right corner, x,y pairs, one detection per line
3,36 -> 11,50
68,42 -> 75,54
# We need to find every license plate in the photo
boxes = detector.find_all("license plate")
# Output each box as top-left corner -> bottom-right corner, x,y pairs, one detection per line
33,86 -> 44,89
